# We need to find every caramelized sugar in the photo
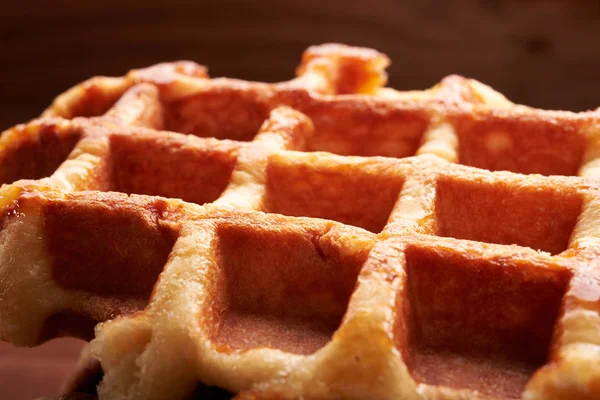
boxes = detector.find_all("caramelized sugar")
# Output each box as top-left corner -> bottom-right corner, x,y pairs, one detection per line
435,177 -> 583,254
264,154 -> 404,233
42,194 -> 178,301
297,101 -> 430,158
402,245 -> 571,398
109,133 -> 238,205
453,111 -> 586,176
163,88 -> 271,141
210,223 -> 364,355
165,90 -> 430,158
0,123 -> 81,184
56,81 -> 124,119
217,312 -> 333,356
411,350 -> 537,399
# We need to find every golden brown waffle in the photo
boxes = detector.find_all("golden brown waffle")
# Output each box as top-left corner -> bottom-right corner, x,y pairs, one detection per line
1,43 -> 600,400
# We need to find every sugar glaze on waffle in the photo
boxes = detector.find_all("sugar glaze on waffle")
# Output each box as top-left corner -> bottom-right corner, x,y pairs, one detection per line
1,44 -> 600,400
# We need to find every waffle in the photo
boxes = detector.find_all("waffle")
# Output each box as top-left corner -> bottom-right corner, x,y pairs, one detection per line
1,43 -> 600,400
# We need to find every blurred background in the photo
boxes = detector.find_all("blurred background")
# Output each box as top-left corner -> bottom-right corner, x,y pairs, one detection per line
1,0 -> 600,398
2,0 -> 600,131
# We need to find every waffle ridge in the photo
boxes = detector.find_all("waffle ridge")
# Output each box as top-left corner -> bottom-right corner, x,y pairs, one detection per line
1,44 -> 600,400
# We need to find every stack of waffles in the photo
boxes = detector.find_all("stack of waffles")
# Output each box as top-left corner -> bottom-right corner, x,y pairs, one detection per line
0,44 -> 599,400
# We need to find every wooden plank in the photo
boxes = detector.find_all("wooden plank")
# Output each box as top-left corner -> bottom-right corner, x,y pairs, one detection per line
1,1 -> 599,131
0,339 -> 85,399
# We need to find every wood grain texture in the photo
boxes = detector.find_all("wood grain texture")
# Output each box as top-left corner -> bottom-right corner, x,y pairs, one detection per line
0,339 -> 85,400
1,0 -> 600,131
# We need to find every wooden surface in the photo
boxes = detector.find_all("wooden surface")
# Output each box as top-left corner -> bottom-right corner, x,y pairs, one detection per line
1,0 -> 600,131
1,1 -> 600,398
0,339 -> 85,399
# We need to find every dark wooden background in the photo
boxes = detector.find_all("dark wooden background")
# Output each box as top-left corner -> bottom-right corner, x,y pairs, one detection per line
1,1 -> 600,399
0,340 -> 84,399
2,0 -> 600,131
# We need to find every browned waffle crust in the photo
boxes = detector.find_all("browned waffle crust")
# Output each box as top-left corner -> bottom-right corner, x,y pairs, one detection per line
1,44 -> 600,400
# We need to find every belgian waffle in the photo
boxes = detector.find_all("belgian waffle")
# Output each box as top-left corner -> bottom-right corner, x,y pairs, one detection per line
1,44 -> 600,400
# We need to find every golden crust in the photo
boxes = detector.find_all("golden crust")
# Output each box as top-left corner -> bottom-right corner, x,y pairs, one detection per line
1,43 -> 600,400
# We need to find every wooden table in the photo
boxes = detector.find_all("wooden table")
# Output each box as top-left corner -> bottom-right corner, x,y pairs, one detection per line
2,0 -> 600,131
0,339 -> 85,400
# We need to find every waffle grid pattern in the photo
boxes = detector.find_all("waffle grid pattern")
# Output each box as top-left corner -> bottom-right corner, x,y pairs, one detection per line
1,44 -> 600,400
